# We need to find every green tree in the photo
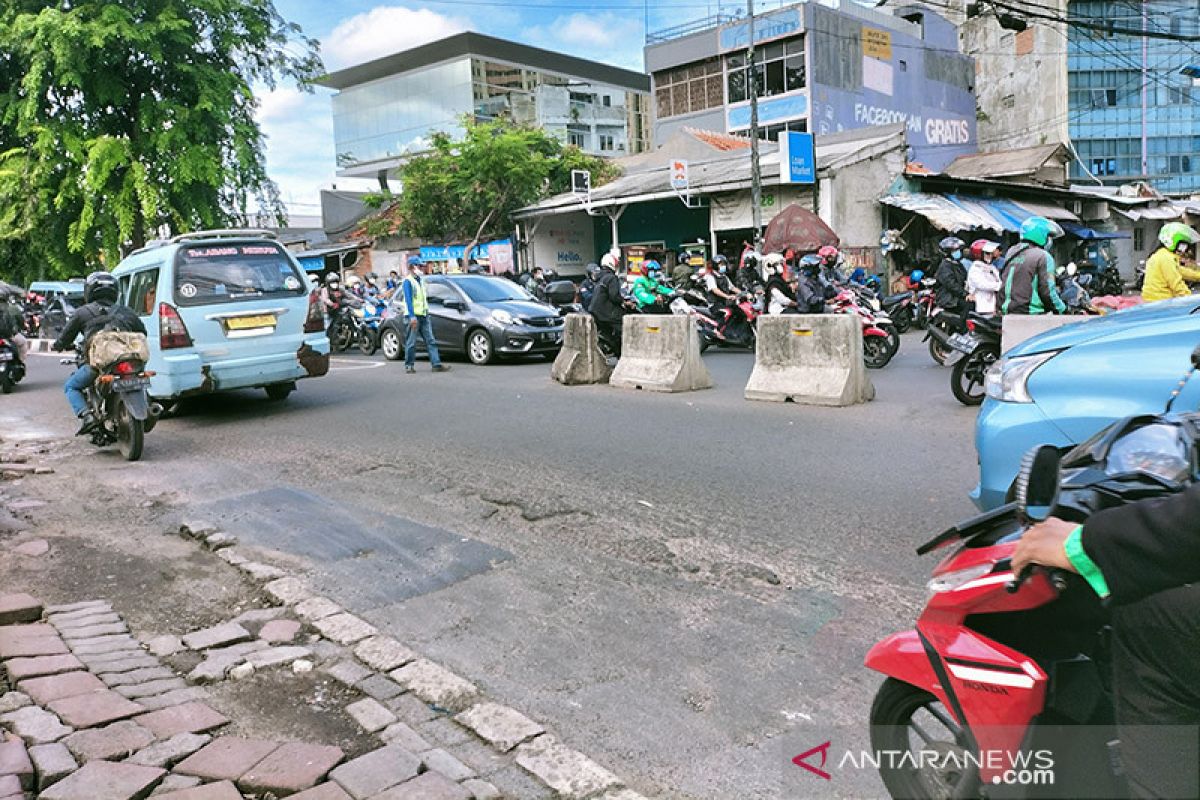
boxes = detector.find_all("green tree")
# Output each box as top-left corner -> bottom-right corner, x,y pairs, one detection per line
379,118 -> 619,259
0,0 -> 321,283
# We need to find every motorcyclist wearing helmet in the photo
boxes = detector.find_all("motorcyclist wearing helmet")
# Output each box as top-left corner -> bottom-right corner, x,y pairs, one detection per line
580,263 -> 601,309
795,255 -> 828,314
703,255 -> 740,305
818,245 -> 846,287
906,268 -> 926,291
631,260 -> 673,313
51,271 -> 147,435
736,250 -> 762,291
321,272 -> 345,342
933,236 -> 970,317
671,253 -> 693,289
1142,222 -> 1200,303
966,239 -> 1003,315
1000,216 -> 1067,315
589,251 -> 627,355
764,256 -> 797,314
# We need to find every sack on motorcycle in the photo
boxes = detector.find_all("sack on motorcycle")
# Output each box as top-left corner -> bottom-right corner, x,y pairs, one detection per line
86,331 -> 150,369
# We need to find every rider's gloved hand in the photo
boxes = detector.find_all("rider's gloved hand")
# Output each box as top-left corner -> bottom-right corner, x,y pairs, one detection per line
1012,517 -> 1078,575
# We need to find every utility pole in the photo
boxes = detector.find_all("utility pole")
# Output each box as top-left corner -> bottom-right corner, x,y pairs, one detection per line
747,0 -> 763,249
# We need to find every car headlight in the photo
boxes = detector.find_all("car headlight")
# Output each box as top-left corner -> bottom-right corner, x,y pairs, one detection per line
490,309 -> 516,326
927,563 -> 993,593
984,350 -> 1060,403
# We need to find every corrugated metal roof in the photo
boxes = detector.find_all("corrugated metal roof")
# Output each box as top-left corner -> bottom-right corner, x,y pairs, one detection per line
1115,205 -> 1182,221
943,145 -> 1068,182
879,193 -> 1003,233
1015,199 -> 1080,222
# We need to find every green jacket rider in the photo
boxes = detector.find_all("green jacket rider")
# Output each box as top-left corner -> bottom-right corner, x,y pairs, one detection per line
632,261 -> 673,309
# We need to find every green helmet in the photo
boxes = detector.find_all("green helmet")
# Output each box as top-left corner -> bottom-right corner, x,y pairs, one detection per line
1019,216 -> 1063,248
1158,221 -> 1200,251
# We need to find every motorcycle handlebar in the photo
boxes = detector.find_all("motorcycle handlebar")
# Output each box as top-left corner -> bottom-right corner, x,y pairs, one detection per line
1006,563 -> 1069,594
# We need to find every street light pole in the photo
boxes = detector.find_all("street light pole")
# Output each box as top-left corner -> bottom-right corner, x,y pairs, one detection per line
747,0 -> 763,249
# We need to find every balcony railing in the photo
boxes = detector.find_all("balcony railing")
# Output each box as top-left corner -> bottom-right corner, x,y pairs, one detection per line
646,12 -> 740,45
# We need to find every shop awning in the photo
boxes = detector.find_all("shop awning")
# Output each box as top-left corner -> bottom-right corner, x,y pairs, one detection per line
1060,221 -> 1130,240
879,192 -> 1003,233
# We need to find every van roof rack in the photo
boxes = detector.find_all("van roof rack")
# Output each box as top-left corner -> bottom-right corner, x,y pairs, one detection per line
170,229 -> 278,244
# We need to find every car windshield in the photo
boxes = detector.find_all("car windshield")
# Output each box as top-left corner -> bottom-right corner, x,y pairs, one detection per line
174,243 -> 306,306
453,277 -> 532,303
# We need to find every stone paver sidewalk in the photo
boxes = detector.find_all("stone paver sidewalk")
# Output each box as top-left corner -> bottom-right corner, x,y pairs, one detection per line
0,519 -> 649,800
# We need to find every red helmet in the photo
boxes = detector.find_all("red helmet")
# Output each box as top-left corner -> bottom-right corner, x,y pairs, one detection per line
969,239 -> 1000,260
817,245 -> 840,263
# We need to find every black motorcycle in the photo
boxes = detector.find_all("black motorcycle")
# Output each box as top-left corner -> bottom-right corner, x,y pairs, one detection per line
63,346 -> 159,461
924,307 -> 966,367
0,337 -> 25,394
1076,260 -> 1123,297
947,313 -> 1001,406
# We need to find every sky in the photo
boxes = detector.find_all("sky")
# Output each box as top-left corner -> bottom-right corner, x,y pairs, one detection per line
259,0 -> 775,215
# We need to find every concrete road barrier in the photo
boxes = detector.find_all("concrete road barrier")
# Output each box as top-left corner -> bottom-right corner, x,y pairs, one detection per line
551,313 -> 613,385
1001,314 -> 1082,354
744,315 -> 874,406
609,315 -> 712,393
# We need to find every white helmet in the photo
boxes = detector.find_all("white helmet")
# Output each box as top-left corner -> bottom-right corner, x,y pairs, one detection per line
346,275 -> 361,287
600,252 -> 619,270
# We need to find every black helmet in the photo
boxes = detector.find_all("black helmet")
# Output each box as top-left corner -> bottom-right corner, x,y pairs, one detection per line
939,236 -> 965,255
84,271 -> 118,304
585,262 -> 600,280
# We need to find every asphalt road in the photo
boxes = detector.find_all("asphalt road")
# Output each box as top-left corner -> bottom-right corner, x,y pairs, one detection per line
6,333 -> 982,799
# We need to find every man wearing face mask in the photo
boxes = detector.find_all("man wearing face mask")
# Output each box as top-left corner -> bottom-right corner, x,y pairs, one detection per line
933,236 -> 970,318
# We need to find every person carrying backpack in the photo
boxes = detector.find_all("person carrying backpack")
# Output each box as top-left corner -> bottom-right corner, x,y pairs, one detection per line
51,272 -> 146,434
1000,216 -> 1067,315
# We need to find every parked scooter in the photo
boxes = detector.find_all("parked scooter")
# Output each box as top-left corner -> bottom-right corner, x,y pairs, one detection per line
0,337 -> 25,393
865,347 -> 1200,799
924,307 -> 966,366
946,313 -> 1002,405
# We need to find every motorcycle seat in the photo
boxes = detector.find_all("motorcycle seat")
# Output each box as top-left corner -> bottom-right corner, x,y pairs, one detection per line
968,312 -> 1001,330
883,292 -> 913,303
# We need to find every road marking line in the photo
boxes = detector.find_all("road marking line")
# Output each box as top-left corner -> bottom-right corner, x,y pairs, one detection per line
329,358 -> 386,371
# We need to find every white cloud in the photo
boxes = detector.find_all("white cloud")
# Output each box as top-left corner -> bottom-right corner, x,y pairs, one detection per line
323,6 -> 469,70
528,12 -> 645,72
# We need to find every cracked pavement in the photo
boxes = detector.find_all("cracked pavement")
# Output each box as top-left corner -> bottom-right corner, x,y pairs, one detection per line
2,338 -> 981,798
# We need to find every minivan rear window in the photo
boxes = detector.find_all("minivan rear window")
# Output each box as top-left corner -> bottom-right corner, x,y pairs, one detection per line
174,244 -> 306,306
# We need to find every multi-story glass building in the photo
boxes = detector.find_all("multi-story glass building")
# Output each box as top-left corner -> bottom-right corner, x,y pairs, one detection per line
644,1 -> 977,170
318,33 -> 651,182
1068,0 -> 1200,194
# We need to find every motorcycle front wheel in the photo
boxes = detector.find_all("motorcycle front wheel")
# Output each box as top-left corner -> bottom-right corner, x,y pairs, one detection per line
928,336 -> 961,367
332,320 -> 354,353
951,346 -> 999,406
116,400 -> 144,462
892,306 -> 913,334
357,327 -> 378,356
870,677 -> 980,800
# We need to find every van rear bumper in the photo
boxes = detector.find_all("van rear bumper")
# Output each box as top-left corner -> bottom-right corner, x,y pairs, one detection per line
149,335 -> 330,400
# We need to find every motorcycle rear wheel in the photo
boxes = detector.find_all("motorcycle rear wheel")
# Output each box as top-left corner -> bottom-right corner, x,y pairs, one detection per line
116,401 -> 144,462
870,677 -> 980,800
951,346 -> 998,406
332,320 -> 354,353
928,336 -> 960,367
863,336 -> 893,369
0,374 -> 12,394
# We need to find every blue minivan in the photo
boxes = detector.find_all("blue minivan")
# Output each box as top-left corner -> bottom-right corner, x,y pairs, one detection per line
973,296 -> 1200,510
110,229 -> 330,403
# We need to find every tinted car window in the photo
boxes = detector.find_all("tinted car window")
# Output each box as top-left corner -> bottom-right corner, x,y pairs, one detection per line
454,277 -> 532,303
425,282 -> 457,305
173,243 -> 306,307
128,269 -> 160,316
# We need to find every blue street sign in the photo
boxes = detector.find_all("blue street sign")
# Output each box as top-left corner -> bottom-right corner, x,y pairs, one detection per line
778,131 -> 815,185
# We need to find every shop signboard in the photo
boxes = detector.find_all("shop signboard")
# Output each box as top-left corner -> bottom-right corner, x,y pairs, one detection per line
778,131 -> 815,185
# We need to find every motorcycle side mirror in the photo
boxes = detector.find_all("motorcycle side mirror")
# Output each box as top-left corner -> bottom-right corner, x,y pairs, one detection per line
1192,344 -> 1200,370
1015,445 -> 1062,523
1067,262 -> 1078,277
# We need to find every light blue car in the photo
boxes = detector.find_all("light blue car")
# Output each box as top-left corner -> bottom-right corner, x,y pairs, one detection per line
110,230 -> 331,403
973,295 -> 1200,510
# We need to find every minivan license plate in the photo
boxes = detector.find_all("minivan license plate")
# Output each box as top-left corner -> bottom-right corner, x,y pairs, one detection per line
226,314 -> 276,331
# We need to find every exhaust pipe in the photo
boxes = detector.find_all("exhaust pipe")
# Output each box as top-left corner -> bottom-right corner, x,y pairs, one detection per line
143,402 -> 164,434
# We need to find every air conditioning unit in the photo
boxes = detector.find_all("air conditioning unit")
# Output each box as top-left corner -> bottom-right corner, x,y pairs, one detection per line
1083,201 -> 1109,220
1068,200 -> 1083,215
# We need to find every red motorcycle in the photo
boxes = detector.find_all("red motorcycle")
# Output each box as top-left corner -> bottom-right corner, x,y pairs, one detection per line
865,351 -> 1200,798
829,289 -> 895,369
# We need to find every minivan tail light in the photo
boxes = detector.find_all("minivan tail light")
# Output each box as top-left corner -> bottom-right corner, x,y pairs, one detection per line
304,289 -> 324,333
159,303 -> 193,349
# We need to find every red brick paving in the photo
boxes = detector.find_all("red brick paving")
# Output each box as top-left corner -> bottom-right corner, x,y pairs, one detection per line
0,593 -> 42,625
3,653 -> 86,681
38,759 -> 165,800
289,783 -> 354,800
134,702 -> 229,739
172,737 -> 279,782
48,690 -> 144,729
236,742 -> 345,794
18,671 -> 106,705
152,779 -> 242,800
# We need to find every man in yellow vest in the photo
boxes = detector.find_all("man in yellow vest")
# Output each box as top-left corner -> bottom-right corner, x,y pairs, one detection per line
1142,222 -> 1200,303
401,257 -> 450,374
